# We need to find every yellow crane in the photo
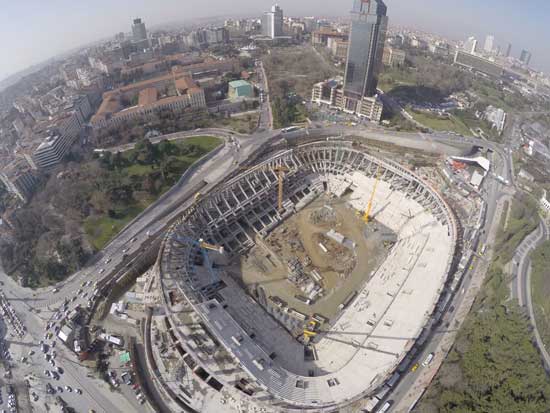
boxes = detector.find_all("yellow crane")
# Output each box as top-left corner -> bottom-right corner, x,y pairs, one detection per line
302,320 -> 318,342
198,239 -> 224,254
363,166 -> 382,224
273,165 -> 289,213
239,165 -> 289,213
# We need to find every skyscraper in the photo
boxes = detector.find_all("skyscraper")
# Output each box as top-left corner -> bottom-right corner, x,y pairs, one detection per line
484,35 -> 494,53
343,0 -> 388,107
505,43 -> 512,58
464,37 -> 478,54
132,18 -> 147,42
520,50 -> 532,66
262,5 -> 284,39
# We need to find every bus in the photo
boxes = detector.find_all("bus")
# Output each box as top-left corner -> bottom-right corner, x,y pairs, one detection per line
281,126 -> 300,133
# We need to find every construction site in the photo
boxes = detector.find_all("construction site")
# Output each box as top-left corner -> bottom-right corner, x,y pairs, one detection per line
153,140 -> 459,412
231,193 -> 395,330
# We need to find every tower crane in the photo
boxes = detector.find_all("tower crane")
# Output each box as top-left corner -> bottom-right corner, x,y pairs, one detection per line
172,235 -> 224,284
239,164 -> 290,213
273,165 -> 289,213
363,165 -> 382,224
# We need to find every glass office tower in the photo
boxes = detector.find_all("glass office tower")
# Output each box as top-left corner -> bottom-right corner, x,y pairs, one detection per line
343,0 -> 388,110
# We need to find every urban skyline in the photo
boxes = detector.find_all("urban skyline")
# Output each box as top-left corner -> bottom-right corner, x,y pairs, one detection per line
1,0 -> 549,82
0,0 -> 549,412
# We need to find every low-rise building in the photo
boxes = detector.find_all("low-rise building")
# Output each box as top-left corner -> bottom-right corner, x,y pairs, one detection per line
312,77 -> 383,122
312,29 -> 348,47
312,78 -> 345,108
541,190 -> 550,213
330,40 -> 349,60
0,158 -> 39,202
518,169 -> 535,182
91,70 -> 207,130
32,111 -> 83,169
454,50 -> 504,78
429,42 -> 450,56
484,106 -> 506,134
382,47 -> 406,67
228,80 -> 254,100
354,95 -> 384,122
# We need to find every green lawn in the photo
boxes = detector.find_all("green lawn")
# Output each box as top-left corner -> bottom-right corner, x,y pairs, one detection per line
84,136 -> 222,250
124,163 -> 155,176
84,206 -> 143,250
175,136 -> 222,152
410,110 -> 472,136
494,197 -> 538,264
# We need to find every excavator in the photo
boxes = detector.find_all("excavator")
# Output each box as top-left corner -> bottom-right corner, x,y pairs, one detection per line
302,320 -> 319,343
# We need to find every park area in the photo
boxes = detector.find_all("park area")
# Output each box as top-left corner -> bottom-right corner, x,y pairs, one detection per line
84,136 -> 221,250
263,45 -> 340,128
409,110 -> 472,136
0,136 -> 221,287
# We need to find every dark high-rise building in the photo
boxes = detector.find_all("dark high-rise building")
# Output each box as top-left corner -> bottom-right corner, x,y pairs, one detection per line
505,43 -> 512,58
132,18 -> 147,42
520,49 -> 532,66
343,0 -> 388,109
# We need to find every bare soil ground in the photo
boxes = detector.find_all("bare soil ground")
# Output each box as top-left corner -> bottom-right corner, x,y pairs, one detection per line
232,194 -> 392,320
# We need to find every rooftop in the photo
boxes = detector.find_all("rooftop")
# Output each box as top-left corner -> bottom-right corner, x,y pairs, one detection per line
229,80 -> 252,88
36,135 -> 60,152
138,88 -> 158,106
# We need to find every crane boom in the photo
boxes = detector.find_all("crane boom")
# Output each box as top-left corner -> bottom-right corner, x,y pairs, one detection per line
172,235 -> 224,284
273,165 -> 288,213
364,166 -> 382,224
199,239 -> 224,254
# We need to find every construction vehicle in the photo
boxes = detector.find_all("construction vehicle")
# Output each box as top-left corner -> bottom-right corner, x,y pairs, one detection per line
363,166 -> 382,224
302,320 -> 318,343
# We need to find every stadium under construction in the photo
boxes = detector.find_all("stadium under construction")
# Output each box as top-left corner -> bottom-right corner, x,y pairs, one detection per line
152,140 -> 461,412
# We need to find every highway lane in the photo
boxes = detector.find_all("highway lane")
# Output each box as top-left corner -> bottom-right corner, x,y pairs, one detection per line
1,285 -> 136,413
511,219 -> 550,371
511,221 -> 546,305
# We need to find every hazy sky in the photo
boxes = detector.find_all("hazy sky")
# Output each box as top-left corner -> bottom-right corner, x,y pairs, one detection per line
1,0 -> 549,81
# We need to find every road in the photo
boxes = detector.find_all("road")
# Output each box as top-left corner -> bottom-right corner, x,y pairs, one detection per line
511,219 -> 550,371
96,128 -> 248,154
